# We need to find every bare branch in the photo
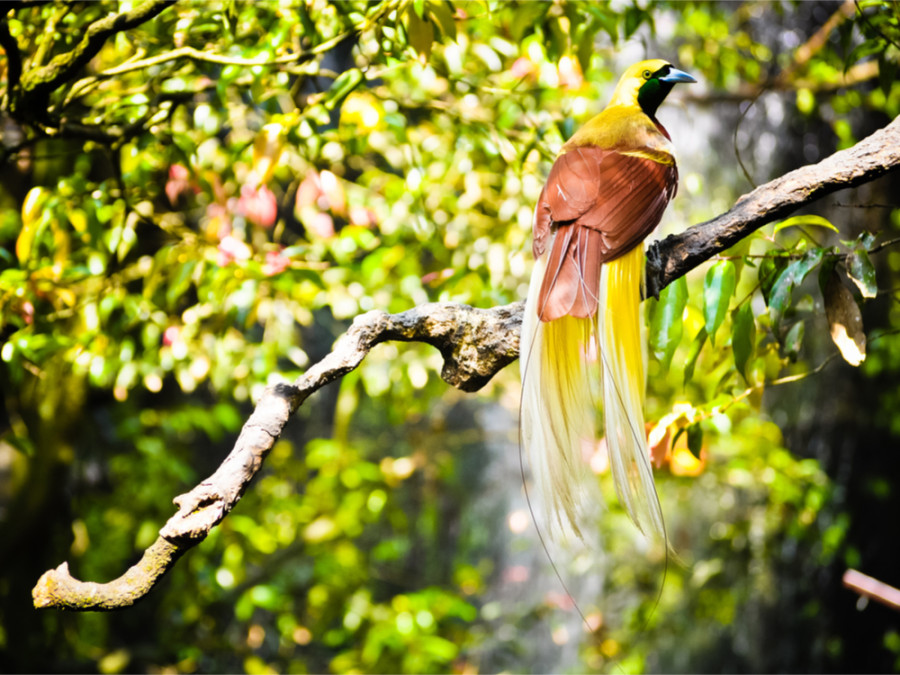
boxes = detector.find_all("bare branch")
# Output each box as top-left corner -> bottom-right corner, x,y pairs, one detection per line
32,116 -> 900,610
779,0 -> 857,85
33,538 -> 189,611
646,114 -> 900,298
34,303 -> 520,609
684,61 -> 880,104
82,39 -> 338,80
843,568 -> 900,611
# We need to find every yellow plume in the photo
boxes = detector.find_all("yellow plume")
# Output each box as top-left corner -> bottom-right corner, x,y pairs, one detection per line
520,255 -> 596,539
598,246 -> 664,538
521,246 -> 663,540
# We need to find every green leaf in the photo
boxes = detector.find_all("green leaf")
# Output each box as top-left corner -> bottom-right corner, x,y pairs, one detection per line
732,302 -> 756,382
510,2 -> 549,41
650,276 -> 688,370
773,214 -> 839,236
558,116 -> 575,142
687,423 -> 703,460
222,0 -> 238,36
759,255 -> 788,304
428,0 -> 457,41
845,37 -> 885,69
624,6 -> 645,38
406,6 -> 435,60
703,260 -> 736,346
325,69 -> 364,110
768,248 -> 825,323
846,249 -> 877,299
420,635 -> 458,661
166,260 -> 197,309
784,320 -> 805,359
684,327 -> 707,387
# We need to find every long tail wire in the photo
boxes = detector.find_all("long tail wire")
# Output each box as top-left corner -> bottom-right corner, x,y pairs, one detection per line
517,249 -> 669,658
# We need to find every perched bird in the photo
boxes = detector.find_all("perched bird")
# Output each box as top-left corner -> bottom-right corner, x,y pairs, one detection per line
520,59 -> 695,540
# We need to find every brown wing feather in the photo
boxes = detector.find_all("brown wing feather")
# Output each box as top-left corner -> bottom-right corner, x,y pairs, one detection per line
535,147 -> 677,321
537,224 -> 606,321
539,223 -> 577,320
532,186 -> 552,258
544,148 -> 602,220
569,225 -> 604,319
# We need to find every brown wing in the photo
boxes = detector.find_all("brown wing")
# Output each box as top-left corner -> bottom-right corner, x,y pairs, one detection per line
534,147 -> 677,321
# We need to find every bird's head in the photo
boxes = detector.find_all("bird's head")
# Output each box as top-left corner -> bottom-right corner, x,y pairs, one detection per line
608,59 -> 696,118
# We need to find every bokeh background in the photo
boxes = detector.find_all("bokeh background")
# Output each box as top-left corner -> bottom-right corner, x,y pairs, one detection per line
1,1 -> 899,672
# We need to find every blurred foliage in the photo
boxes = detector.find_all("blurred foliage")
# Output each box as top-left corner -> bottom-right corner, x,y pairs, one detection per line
2,0 -> 900,673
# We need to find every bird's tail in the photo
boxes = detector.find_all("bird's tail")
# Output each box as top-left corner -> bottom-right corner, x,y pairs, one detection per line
598,245 -> 664,540
521,255 -> 596,539
520,245 -> 664,541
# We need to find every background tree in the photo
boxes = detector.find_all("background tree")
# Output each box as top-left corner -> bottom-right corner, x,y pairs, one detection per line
2,1 -> 899,672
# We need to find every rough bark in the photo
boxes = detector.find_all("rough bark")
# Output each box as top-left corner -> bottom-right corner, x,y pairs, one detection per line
33,303 -> 521,609
33,115 -> 900,610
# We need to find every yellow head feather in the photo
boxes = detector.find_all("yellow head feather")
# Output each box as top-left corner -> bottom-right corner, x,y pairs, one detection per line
607,59 -> 674,108
564,58 -> 691,159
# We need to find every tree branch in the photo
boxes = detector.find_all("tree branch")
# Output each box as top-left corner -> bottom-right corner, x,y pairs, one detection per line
646,114 -> 900,298
843,568 -> 900,611
33,115 -> 900,610
33,303 -> 521,609
0,13 -> 23,93
10,0 -> 175,117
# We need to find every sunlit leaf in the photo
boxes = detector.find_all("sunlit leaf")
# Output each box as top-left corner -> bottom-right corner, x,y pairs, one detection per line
428,0 -> 457,40
406,5 -> 434,61
16,187 -> 46,264
325,69 -> 364,110
703,260 -> 736,346
650,276 -> 687,370
773,215 -> 839,236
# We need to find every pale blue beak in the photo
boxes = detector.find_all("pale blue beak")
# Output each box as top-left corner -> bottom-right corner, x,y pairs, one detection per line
659,67 -> 697,84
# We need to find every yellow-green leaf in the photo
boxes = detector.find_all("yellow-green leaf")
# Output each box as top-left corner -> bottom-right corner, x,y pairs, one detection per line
406,5 -> 434,61
651,276 -> 688,370
17,187 -> 48,265
773,215 -> 839,236
732,302 -> 756,382
703,260 -> 736,346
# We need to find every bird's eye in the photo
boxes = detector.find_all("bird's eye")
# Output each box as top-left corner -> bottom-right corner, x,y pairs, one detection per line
642,69 -> 652,79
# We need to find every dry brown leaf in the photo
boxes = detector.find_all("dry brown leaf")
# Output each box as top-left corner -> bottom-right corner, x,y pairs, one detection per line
824,271 -> 866,366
